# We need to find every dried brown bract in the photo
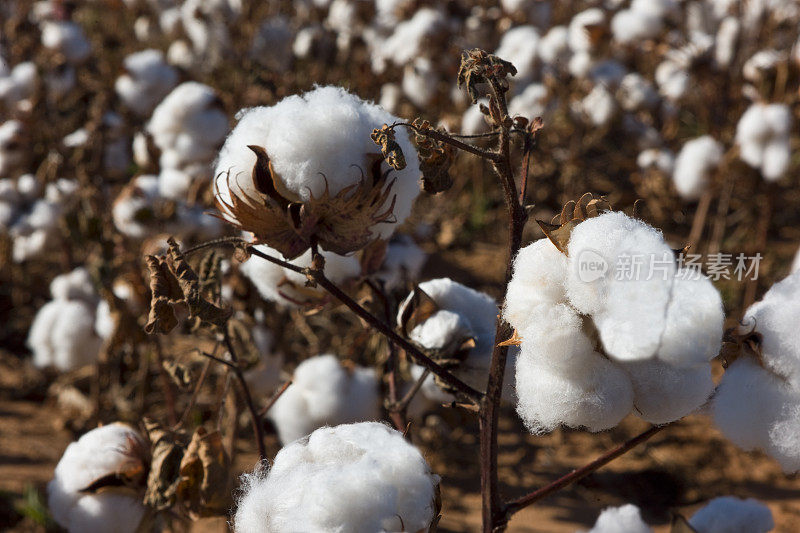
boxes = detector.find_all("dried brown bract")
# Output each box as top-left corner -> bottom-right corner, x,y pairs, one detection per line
537,193 -> 611,254
457,49 -> 517,104
372,124 -> 406,171
412,119 -> 455,194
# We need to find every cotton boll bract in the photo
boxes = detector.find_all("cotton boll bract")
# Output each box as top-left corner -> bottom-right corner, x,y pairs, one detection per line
672,135 -> 723,201
267,355 -> 380,444
114,49 -> 179,116
49,423 -> 148,533
234,422 -> 439,533
688,496 -> 774,533
587,504 -> 653,533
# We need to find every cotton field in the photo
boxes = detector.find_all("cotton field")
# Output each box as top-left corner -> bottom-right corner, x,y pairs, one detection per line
1,0 -> 799,532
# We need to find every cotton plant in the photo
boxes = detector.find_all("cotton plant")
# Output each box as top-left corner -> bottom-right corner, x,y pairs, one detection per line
397,278 -> 515,405
115,49 -> 179,117
267,354 -> 380,444
505,203 -> 724,433
713,269 -> 800,473
213,86 -> 420,260
672,135 -> 724,201
735,103 -> 792,182
27,267 -> 105,371
234,422 -> 440,533
49,423 -> 149,533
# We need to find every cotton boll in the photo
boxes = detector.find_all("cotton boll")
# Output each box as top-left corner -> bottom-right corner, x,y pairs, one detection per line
742,270 -> 800,388
713,358 -> 800,473
112,175 -> 160,239
49,423 -> 147,533
63,128 -> 89,148
379,83 -> 401,114
215,87 -> 420,248
655,60 -> 689,101
234,422 -> 438,533
622,359 -> 714,424
617,73 -> 659,111
250,16 -> 293,72
587,504 -> 653,533
538,26 -> 570,67
735,103 -> 792,181
568,9 -> 606,53
375,8 -> 446,69
157,168 -> 194,200
657,272 -> 724,366
714,16 -> 740,68
115,50 -> 179,116
41,21 -> 91,64
672,135 -> 723,201
580,85 -> 616,127
245,351 -> 285,400
688,496 -> 774,533
0,62 -> 37,110
495,26 -> 540,85
267,355 -> 380,444
461,102 -> 490,135
503,238 -> 567,332
166,40 -> 195,70
402,57 -> 439,108
743,49 -> 787,83
29,299 -> 103,371
508,83 -> 548,121
241,244 -> 361,307
568,51 -> 594,79
374,234 -> 427,291
612,9 -> 662,44
637,148 -> 675,174
50,267 -> 97,303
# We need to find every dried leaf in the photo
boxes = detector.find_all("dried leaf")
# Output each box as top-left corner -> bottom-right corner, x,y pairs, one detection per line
176,427 -> 232,518
143,420 -> 186,511
144,255 -> 182,335
163,359 -> 194,390
457,49 -> 517,103
371,124 -> 406,170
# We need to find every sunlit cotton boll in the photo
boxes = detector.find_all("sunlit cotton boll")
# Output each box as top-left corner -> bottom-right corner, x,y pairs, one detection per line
403,57 -> 439,108
48,423 -> 148,533
461,100 -> 491,136
0,62 -> 37,111
617,73 -> 659,111
568,9 -> 606,53
372,7 -> 446,70
147,82 -> 229,172
672,135 -> 724,201
735,103 -> 792,182
714,16 -> 740,69
508,83 -> 548,122
713,358 -> 800,473
234,422 -> 439,533
637,148 -> 675,174
655,59 -> 689,101
495,26 -> 541,87
374,234 -> 427,292
240,244 -> 361,308
741,269 -> 800,389
267,355 -> 380,444
538,26 -> 570,69
586,504 -> 652,533
115,49 -> 179,116
579,84 -> 616,127
41,21 -> 91,64
688,496 -> 774,533
214,86 -> 420,256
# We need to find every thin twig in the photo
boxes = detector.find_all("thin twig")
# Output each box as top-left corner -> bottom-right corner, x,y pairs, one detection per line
502,425 -> 668,521
258,380 -> 292,418
390,368 -> 430,413
197,350 -> 238,371
390,121 -> 500,161
177,353 -> 213,428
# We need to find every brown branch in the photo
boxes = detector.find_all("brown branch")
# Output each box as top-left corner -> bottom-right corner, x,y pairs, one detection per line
258,380 -> 292,418
390,368 -> 430,413
502,424 -> 668,521
390,121 -> 500,162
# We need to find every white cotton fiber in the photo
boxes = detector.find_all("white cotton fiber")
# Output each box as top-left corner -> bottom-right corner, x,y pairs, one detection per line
655,59 -> 689,101
234,422 -> 439,533
49,267 -> 97,303
580,85 -> 616,127
241,244 -> 361,307
214,86 -> 420,244
115,49 -> 178,116
587,504 -> 653,533
373,8 -> 445,69
741,270 -> 800,388
374,234 -> 426,291
538,26 -> 570,67
689,496 -> 774,533
508,83 -> 548,120
713,358 -> 800,473
637,148 -> 674,174
657,272 -> 724,366
735,103 -> 792,182
503,238 -> 567,332
611,8 -> 662,44
28,300 -> 103,371
41,21 -> 91,64
618,73 -> 659,112
672,135 -> 724,201
622,359 -> 714,424
568,9 -> 605,53
793,246 -> 800,273
495,26 -> 540,85
0,62 -> 37,111
267,355 -> 380,444
48,423 -> 147,533
461,101 -> 490,136
402,57 -> 439,108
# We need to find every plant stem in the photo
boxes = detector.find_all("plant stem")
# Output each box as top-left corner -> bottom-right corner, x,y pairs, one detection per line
258,380 -> 292,418
502,424 -> 667,521
391,121 -> 500,161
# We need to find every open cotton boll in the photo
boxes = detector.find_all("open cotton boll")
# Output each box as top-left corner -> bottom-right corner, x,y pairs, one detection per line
403,57 -> 439,108
618,73 -> 659,111
157,168 -> 194,200
713,358 -> 800,473
637,148 -> 675,174
267,355 -> 379,444
655,59 -> 689,101
495,26 -> 540,85
461,101 -> 491,136
657,272 -> 724,366
215,86 -> 420,254
688,496 -> 774,533
375,8 -> 445,69
735,103 -> 792,181
41,21 -> 91,64
586,504 -> 653,533
0,62 -> 37,111
241,244 -> 361,307
622,359 -> 714,424
538,26 -> 570,67
50,267 -> 97,303
114,50 -> 178,116
741,270 -> 800,388
568,9 -> 606,53
672,135 -> 723,201
28,299 -> 103,371
743,49 -> 787,83
147,82 -> 228,170
49,423 -> 148,533
235,422 -> 438,533
250,16 -> 293,72
714,16 -> 740,68
112,175 -> 159,239
503,238 -> 567,332
508,84 -> 548,121
611,8 -> 662,44
374,234 -> 427,291
580,85 -> 616,127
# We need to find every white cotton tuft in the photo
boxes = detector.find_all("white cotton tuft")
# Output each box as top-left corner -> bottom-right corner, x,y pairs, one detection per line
402,57 -> 439,108
0,62 -> 38,112
49,266 -> 97,303
743,49 -> 787,83
611,8 -> 662,44
622,358 -> 714,424
508,83 -> 548,121
672,135 -> 724,201
713,358 -> 800,473
495,26 -> 540,85
637,148 -> 674,174
655,59 -> 689,101
41,21 -> 91,64
373,8 -> 445,69
618,73 -> 659,111
48,423 -> 147,533
234,422 -> 439,533
568,9 -> 605,53
741,270 -> 800,388
461,101 -> 490,136
714,17 -> 740,68
28,299 -> 103,371
538,26 -> 570,67
267,355 -> 380,444
735,103 -> 792,182
587,504 -> 653,533
503,238 -> 567,332
215,86 -> 420,244
374,234 -> 427,291
688,496 -> 774,533
580,85 -> 616,127
115,49 -> 178,116
241,244 -> 361,308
